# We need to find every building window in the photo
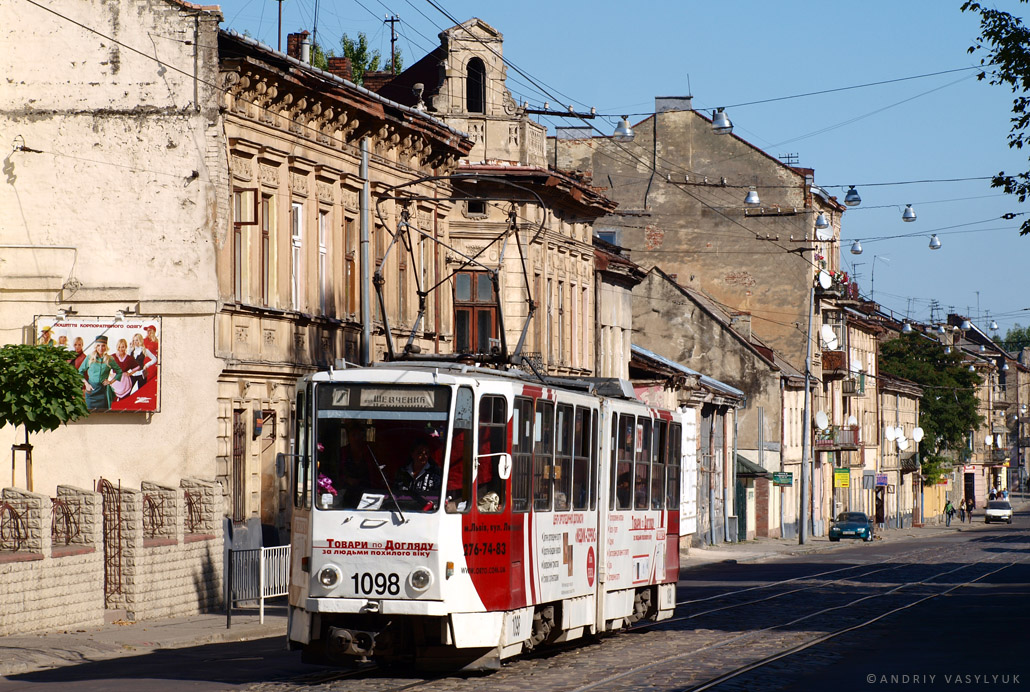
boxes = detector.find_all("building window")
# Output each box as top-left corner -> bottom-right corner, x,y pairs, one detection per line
454,270 -> 497,354
291,202 -> 303,311
466,199 -> 486,216
233,189 -> 257,303
466,57 -> 486,114
261,195 -> 273,306
546,278 -> 553,363
345,217 -> 356,316
558,281 -> 565,365
318,210 -> 328,315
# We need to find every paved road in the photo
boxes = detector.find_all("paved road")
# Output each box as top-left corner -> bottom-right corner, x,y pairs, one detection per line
4,517 -> 1027,691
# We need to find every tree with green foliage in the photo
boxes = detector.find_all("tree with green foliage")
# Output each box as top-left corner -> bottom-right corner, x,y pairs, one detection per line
1000,322 -> 1030,352
961,1 -> 1030,235
0,343 -> 89,487
340,32 -> 403,85
879,334 -> 984,483
308,33 -> 403,86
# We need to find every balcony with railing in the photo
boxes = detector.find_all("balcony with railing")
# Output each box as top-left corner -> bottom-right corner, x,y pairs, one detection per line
841,375 -> 866,397
814,424 -> 861,451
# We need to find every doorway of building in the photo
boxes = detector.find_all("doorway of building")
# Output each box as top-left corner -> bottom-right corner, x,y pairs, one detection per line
964,472 -> 976,508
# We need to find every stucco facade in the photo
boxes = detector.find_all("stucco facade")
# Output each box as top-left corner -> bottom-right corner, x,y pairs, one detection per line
557,101 -> 845,371
0,0 -> 226,494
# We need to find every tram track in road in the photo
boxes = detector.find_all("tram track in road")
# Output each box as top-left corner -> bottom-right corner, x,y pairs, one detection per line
642,541 -> 974,630
244,533 -> 1027,692
567,536 -> 1030,692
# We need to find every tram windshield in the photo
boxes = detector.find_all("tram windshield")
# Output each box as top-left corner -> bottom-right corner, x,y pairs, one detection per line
313,383 -> 453,512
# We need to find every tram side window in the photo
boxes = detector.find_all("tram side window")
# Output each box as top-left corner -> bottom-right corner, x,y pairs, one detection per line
635,418 -> 652,510
572,407 -> 592,510
651,420 -> 668,510
554,404 -> 573,511
667,422 -> 682,509
444,386 -> 475,514
591,410 -> 598,510
615,414 -> 634,510
475,395 -> 508,513
512,397 -> 533,512
294,387 -> 311,509
533,400 -> 555,511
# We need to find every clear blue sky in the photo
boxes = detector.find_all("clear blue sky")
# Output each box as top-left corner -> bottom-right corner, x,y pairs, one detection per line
216,0 -> 1029,337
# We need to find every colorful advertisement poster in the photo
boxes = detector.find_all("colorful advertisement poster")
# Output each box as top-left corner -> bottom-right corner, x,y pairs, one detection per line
34,316 -> 161,413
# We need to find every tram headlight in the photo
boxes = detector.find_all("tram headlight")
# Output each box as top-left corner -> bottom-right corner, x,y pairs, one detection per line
409,567 -> 433,591
318,564 -> 342,589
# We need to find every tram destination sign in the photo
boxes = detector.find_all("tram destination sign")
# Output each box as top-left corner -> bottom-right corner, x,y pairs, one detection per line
772,472 -> 793,486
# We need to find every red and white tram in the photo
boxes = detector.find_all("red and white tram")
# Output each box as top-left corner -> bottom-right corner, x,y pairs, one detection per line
286,362 -> 686,670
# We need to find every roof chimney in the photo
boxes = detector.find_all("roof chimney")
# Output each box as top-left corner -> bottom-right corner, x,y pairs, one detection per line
731,312 -> 752,341
286,31 -> 309,61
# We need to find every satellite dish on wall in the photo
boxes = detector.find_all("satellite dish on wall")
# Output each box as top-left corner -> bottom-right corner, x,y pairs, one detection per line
912,427 -> 925,442
897,437 -> 910,452
820,324 -> 839,350
814,410 -> 829,431
985,434 -> 993,448
846,415 -> 858,427
817,270 -> 832,289
850,358 -> 862,373
885,426 -> 898,441
816,226 -> 833,242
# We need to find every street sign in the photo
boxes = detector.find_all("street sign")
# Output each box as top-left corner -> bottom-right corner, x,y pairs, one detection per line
876,473 -> 888,486
834,468 -> 850,488
772,472 -> 793,487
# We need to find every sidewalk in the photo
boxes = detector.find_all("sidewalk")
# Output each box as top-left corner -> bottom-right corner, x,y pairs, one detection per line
0,606 -> 288,678
680,517 -> 968,570
0,507 -> 1013,679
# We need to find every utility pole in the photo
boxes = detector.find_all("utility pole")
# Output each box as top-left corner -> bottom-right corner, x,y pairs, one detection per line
385,15 -> 400,74
276,0 -> 284,52
800,281 -> 815,544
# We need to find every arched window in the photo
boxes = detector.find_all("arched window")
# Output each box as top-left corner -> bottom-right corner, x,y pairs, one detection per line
466,57 -> 486,113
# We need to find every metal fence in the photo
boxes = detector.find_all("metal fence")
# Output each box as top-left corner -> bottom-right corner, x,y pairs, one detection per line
225,545 -> 290,626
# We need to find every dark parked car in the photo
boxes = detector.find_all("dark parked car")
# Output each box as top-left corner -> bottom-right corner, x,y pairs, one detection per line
829,511 -> 875,542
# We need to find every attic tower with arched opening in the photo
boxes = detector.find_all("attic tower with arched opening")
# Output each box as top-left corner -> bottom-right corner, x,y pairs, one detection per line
429,19 -> 546,166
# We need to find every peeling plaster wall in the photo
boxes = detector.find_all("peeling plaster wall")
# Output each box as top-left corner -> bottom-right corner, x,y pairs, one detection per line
562,108 -> 841,370
0,0 -> 227,494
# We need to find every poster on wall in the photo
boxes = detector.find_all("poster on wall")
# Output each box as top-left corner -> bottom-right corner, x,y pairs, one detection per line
34,316 -> 161,413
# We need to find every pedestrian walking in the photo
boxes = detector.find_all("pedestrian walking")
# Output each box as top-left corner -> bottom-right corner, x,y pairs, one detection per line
965,497 -> 974,523
959,498 -> 966,523
944,499 -> 955,526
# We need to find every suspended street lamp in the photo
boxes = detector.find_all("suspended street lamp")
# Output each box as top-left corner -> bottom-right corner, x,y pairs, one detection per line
712,108 -> 733,135
844,185 -> 862,206
850,239 -> 863,255
928,234 -> 942,250
815,212 -> 830,229
902,204 -> 917,222
613,116 -> 635,142
744,187 -> 760,205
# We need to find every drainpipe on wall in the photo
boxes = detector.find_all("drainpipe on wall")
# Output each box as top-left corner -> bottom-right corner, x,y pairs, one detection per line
360,138 -> 372,366
799,283 -> 815,545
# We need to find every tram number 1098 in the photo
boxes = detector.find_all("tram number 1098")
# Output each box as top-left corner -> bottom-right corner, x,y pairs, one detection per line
351,572 -> 401,595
